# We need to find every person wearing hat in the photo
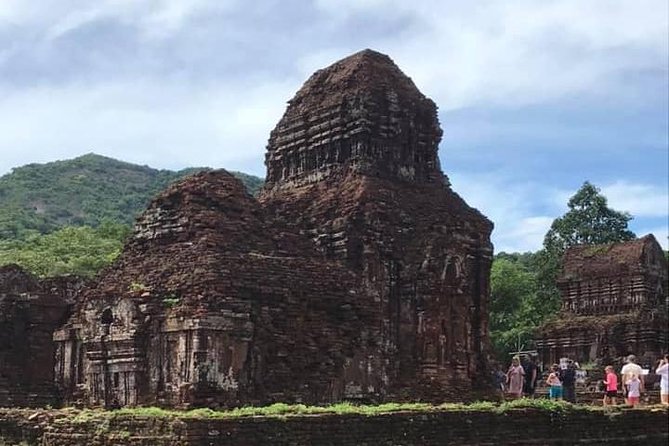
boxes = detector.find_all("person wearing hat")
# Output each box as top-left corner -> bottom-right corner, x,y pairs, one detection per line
621,355 -> 644,405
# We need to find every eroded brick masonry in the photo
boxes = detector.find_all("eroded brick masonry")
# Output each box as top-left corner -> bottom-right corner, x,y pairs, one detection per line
53,49 -> 494,408
536,235 -> 668,366
0,265 -> 85,407
0,407 -> 667,446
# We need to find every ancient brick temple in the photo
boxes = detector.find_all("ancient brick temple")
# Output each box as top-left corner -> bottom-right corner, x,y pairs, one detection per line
53,49 -> 493,408
536,235 -> 668,367
0,265 -> 84,407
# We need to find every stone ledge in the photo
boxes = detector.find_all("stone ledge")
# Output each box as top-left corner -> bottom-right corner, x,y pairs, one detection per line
1,403 -> 667,446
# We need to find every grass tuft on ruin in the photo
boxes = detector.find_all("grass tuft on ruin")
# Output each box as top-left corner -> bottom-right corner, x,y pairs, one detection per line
50,398 -> 632,425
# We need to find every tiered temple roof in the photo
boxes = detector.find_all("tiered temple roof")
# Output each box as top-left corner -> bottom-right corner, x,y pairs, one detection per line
264,49 -> 444,189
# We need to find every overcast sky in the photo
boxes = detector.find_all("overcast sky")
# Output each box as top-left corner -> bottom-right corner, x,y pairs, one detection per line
0,0 -> 667,252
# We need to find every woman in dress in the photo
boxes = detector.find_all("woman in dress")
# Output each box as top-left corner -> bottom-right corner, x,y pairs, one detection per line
506,356 -> 525,399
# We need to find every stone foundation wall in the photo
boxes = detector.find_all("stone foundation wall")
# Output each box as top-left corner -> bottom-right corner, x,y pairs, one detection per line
0,265 -> 79,408
535,312 -> 668,367
0,407 -> 666,446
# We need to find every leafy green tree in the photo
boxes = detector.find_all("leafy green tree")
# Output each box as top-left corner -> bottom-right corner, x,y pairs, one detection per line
544,181 -> 636,256
529,248 -> 561,306
489,257 -> 532,357
0,222 -> 130,277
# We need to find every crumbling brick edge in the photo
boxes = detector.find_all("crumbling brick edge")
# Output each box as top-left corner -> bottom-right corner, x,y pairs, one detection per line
1,406 -> 667,445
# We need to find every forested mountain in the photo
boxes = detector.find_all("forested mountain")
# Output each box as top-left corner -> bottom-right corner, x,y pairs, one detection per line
0,153 -> 264,239
0,154 -> 264,277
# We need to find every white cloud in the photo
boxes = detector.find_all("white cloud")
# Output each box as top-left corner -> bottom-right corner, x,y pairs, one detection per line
0,0 -> 22,22
0,78 -> 293,176
46,6 -> 109,40
8,0 -> 237,41
601,181 -> 669,218
452,174 -> 669,253
314,0 -> 668,110
5,1 -> 666,110
499,216 -> 554,253
553,181 -> 669,218
449,172 -> 560,253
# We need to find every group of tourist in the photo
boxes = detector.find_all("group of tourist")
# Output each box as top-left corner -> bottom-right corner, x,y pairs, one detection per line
503,355 -> 578,402
601,354 -> 669,407
503,355 -> 546,400
503,356 -> 524,398
500,353 -> 669,407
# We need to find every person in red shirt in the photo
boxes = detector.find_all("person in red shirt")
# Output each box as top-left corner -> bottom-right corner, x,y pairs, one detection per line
603,365 -> 618,406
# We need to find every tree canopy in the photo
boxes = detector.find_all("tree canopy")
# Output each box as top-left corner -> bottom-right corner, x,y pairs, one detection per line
543,181 -> 636,255
0,221 -> 130,278
490,257 -> 536,357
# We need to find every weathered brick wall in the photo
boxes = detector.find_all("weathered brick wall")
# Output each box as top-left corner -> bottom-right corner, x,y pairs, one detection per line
537,235 -> 669,367
53,171 -> 373,409
0,265 -> 81,408
0,409 -> 46,445
263,49 -> 443,188
1,408 -> 667,446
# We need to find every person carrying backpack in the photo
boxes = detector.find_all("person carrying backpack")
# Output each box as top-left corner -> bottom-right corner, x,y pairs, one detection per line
560,360 -> 577,403
522,355 -> 538,398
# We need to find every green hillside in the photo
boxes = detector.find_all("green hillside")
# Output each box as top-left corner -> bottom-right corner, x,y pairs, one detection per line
0,153 -> 264,239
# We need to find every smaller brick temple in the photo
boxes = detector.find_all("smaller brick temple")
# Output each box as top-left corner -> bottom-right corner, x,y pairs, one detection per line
0,265 -> 84,407
53,171 -> 367,408
536,234 -> 668,367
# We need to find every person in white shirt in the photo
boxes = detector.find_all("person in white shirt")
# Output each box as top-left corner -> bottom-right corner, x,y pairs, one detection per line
656,354 -> 669,406
621,355 -> 644,405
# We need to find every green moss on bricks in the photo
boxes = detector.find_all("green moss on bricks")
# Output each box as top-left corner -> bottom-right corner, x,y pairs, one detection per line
1,404 -> 667,445
56,399 -> 621,425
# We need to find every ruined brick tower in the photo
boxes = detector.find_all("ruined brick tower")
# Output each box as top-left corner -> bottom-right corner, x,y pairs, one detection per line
263,49 -> 443,188
54,49 -> 493,408
261,49 -> 493,398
